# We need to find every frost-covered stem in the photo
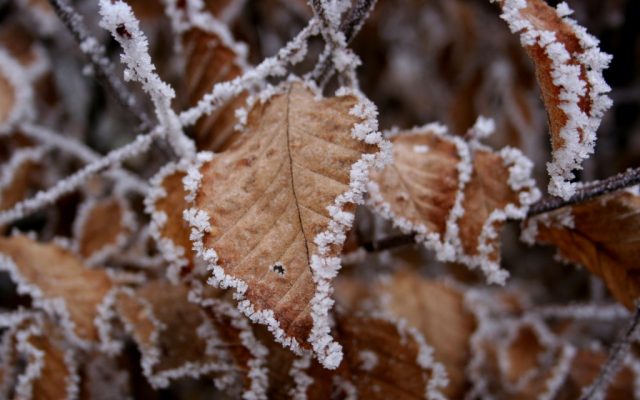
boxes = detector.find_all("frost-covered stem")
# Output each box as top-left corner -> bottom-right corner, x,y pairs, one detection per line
580,304 -> 640,400
98,0 -> 195,159
0,127 -> 162,226
310,0 -> 376,87
529,166 -> 640,215
47,0 -> 153,132
340,0 -> 377,43
20,123 -> 150,194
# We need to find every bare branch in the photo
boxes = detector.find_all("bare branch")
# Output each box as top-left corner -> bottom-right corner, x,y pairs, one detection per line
529,166 -> 640,215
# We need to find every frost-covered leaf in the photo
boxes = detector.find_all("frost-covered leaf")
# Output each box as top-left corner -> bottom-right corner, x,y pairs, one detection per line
73,197 -> 135,266
145,161 -> 196,282
370,271 -> 476,398
168,0 -> 248,151
367,124 -> 539,284
334,313 -> 449,400
0,148 -> 42,215
0,49 -> 33,133
522,190 -> 640,309
0,235 -> 114,344
184,81 -> 388,369
256,310 -> 450,400
115,280 -> 241,389
10,316 -> 79,400
496,0 -> 612,199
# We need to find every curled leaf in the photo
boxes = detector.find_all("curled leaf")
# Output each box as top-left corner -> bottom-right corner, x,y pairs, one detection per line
496,0 -> 612,199
184,81 -> 390,368
367,124 -> 539,284
0,148 -> 42,214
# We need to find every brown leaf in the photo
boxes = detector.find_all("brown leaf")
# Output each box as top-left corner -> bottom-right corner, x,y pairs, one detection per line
367,125 -> 538,284
0,235 -> 114,343
372,271 -> 476,398
178,2 -> 248,152
496,0 -> 612,199
523,190 -> 640,309
146,161 -> 196,281
115,280 -> 245,389
184,81 -> 388,368
9,316 -> 78,400
73,197 -> 134,265
334,313 -> 449,400
0,148 -> 42,213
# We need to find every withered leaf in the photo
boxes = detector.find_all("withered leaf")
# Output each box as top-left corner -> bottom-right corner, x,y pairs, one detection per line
496,0 -> 612,199
179,2 -> 248,152
184,81 -> 387,368
115,280 -> 240,389
372,271 -> 476,399
523,190 -> 640,309
368,125 -> 538,284
10,316 -> 78,400
0,235 -> 114,343
146,161 -> 196,281
0,148 -> 42,214
73,197 -> 134,265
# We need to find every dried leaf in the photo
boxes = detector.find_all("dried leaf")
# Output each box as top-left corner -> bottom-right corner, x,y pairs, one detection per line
0,49 -> 33,133
146,161 -> 196,281
10,316 -> 79,400
334,313 -> 449,400
175,0 -> 248,151
367,124 -> 539,284
73,197 -> 134,265
0,148 -> 42,213
184,81 -> 388,368
496,0 -> 612,199
115,281 -> 241,389
523,190 -> 640,309
373,271 -> 476,398
0,235 -> 114,344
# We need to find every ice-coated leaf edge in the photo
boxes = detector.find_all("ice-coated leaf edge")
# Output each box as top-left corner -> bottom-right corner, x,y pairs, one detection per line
182,78 -> 392,369
0,47 -> 35,134
72,196 -> 136,267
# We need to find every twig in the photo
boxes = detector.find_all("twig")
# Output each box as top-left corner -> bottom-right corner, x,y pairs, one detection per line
47,0 -> 153,132
0,127 -> 163,226
580,303 -> 640,400
529,166 -> 640,215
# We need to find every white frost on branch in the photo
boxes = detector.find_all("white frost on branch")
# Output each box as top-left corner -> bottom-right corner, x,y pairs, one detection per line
98,0 -> 195,159
497,0 -> 612,199
0,48 -> 34,134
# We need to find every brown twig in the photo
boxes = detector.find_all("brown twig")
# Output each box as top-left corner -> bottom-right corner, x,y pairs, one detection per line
529,166 -> 640,215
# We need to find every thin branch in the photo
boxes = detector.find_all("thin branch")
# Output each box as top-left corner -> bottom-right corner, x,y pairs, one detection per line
47,0 -> 153,132
0,127 -> 163,226
580,303 -> 640,400
529,166 -> 640,215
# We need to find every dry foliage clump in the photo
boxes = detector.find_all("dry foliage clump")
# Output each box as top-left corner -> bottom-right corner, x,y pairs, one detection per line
0,0 -> 639,399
